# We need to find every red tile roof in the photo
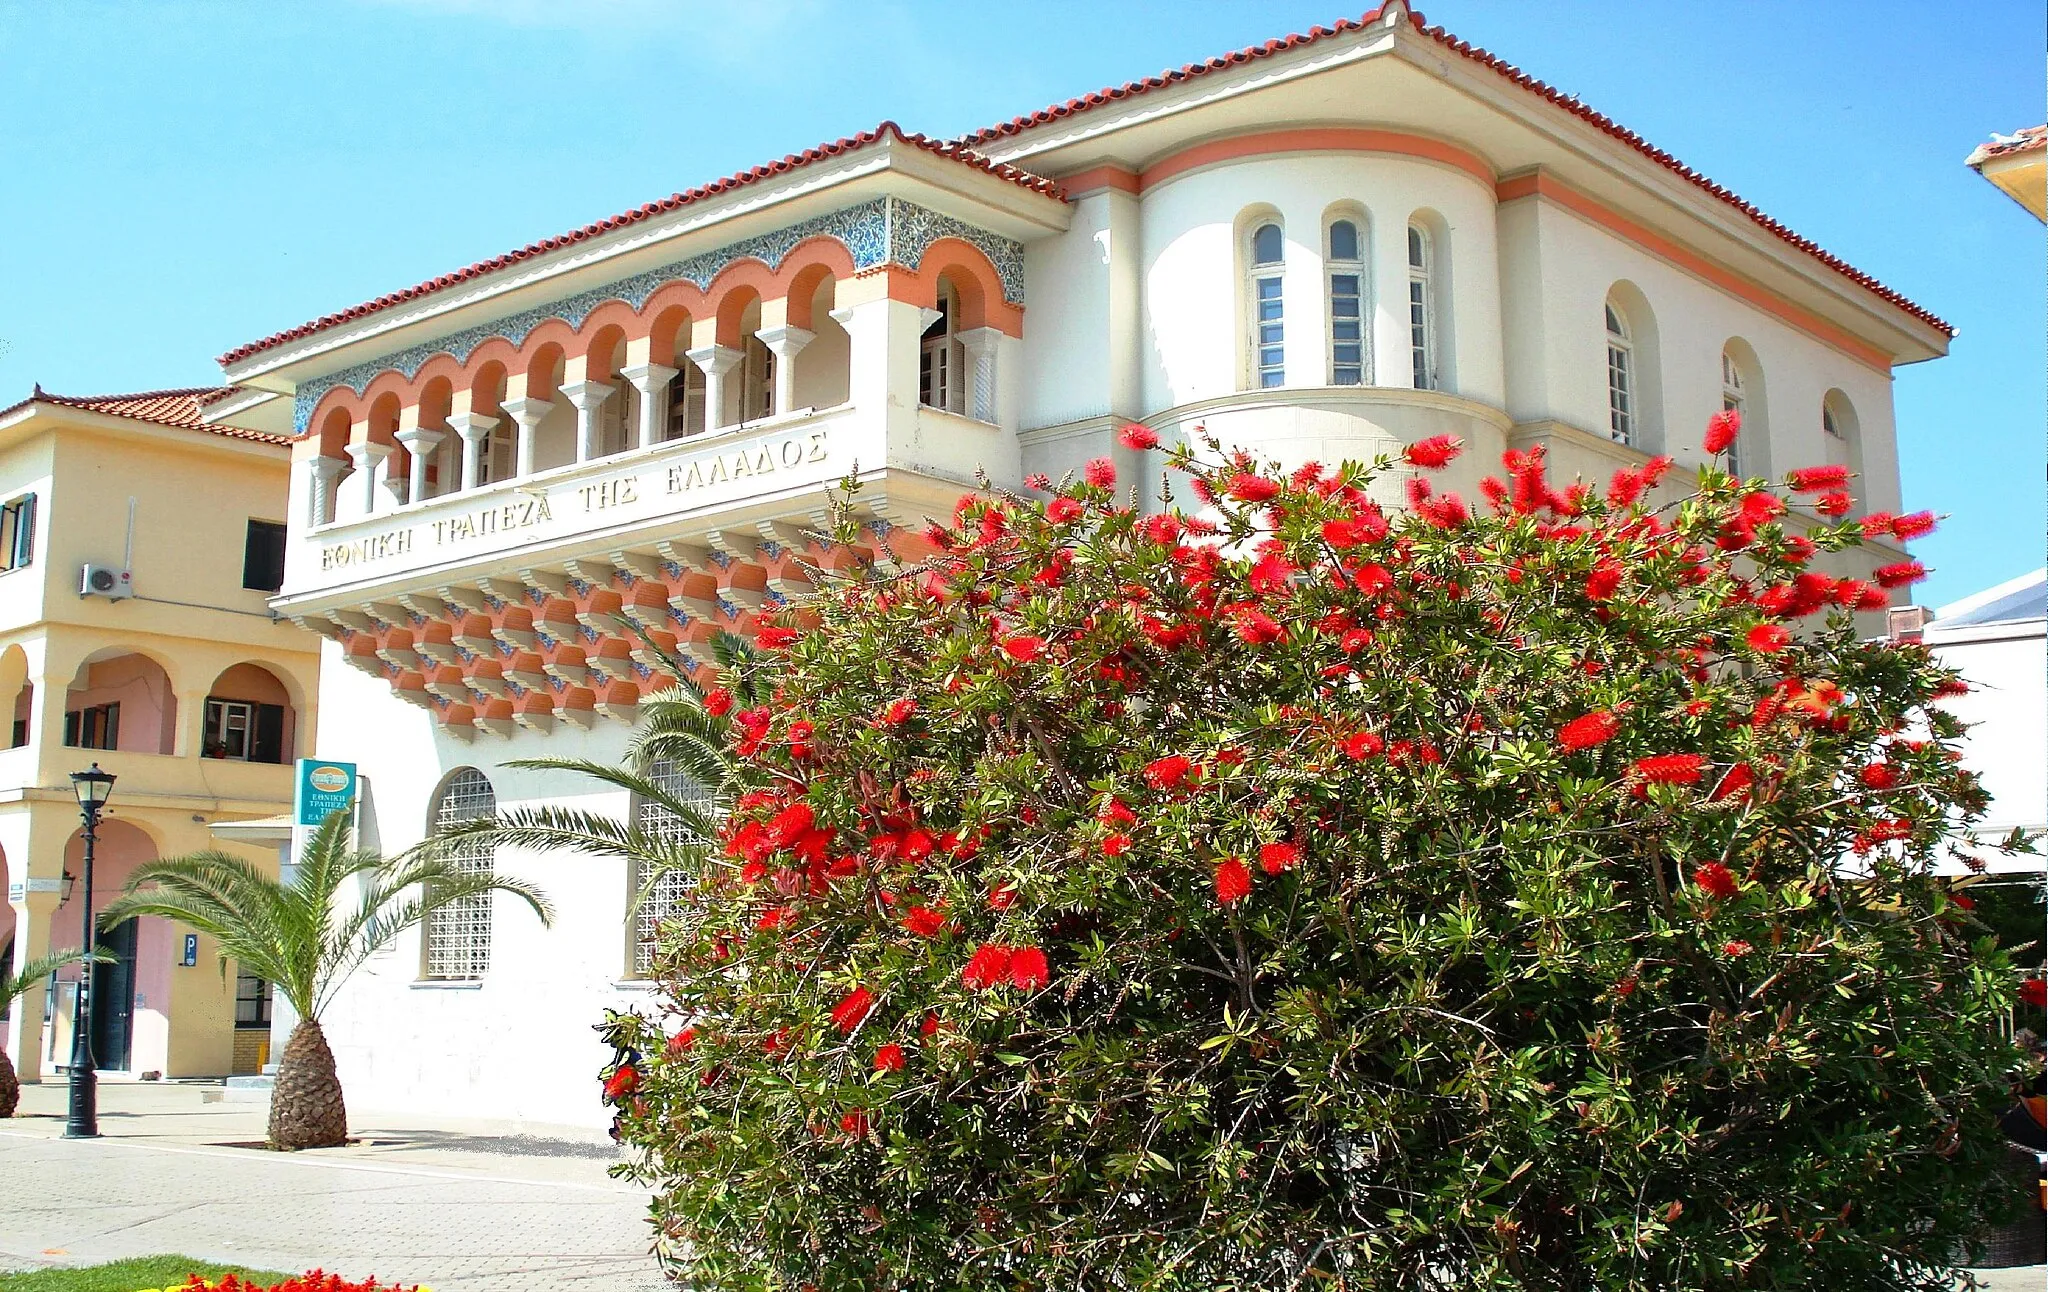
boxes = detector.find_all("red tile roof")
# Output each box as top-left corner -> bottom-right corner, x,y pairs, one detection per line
1967,125 -> 2047,165
956,6 -> 1953,338
217,123 -> 1064,367
1,386 -> 292,446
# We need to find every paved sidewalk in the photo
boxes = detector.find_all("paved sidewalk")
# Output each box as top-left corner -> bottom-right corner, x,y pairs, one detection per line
0,1082 -> 666,1291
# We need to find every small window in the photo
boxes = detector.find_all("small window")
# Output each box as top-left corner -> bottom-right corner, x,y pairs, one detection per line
234,971 -> 273,1029
1249,222 -> 1285,389
242,520 -> 286,592
1823,404 -> 1843,440
1407,226 -> 1436,390
1605,304 -> 1634,445
424,768 -> 497,981
0,494 -> 35,572
665,367 -> 705,442
64,702 -> 119,751
1721,350 -> 1747,475
1327,220 -> 1366,386
632,759 -> 717,977
920,290 -> 964,414
203,697 -> 286,763
601,382 -> 635,456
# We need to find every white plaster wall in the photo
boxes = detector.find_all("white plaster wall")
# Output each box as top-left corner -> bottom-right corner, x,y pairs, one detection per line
1931,628 -> 2048,836
1506,197 -> 1903,515
1136,155 -> 1503,414
1019,191 -> 1119,431
313,641 -> 655,1129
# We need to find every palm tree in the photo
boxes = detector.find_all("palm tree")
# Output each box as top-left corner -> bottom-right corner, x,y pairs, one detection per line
0,946 -> 111,1117
99,811 -> 552,1150
433,632 -> 763,972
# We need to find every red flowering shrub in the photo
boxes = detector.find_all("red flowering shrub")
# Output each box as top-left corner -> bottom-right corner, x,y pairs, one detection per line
187,1274 -> 420,1292
610,425 -> 2034,1290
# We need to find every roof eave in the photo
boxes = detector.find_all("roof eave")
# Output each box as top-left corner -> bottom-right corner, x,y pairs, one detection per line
0,400 -> 291,458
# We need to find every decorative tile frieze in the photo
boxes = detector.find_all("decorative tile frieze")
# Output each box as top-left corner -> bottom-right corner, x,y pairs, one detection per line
294,198 -> 1024,431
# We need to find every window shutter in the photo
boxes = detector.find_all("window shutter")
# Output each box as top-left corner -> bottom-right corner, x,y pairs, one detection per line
17,494 -> 33,566
252,703 -> 286,765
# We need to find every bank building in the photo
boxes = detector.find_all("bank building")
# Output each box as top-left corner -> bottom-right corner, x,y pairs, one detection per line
108,5 -> 1952,1125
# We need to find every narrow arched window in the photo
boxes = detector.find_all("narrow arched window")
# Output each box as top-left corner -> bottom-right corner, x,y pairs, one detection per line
920,283 -> 964,414
1720,350 -> 1747,476
631,759 -> 716,977
1249,222 -> 1285,388
1407,225 -> 1436,390
1605,303 -> 1634,445
1327,220 -> 1366,386
1822,403 -> 1842,442
424,768 -> 497,981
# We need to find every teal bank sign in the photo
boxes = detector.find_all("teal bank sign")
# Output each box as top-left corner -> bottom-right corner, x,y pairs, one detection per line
294,759 -> 358,827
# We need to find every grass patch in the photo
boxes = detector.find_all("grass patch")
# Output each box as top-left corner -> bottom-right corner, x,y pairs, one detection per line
0,1256 -> 295,1292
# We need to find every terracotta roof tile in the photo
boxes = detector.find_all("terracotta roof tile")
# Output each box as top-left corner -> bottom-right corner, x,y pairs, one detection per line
1,386 -> 291,446
217,123 -> 1062,367
955,6 -> 1952,338
1967,125 -> 2047,165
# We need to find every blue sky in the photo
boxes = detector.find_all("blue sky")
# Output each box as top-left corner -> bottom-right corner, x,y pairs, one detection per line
1,0 -> 2039,606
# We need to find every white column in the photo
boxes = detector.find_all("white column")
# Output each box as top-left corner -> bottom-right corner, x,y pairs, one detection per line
559,380 -> 615,462
620,363 -> 679,449
957,326 -> 1003,423
308,456 -> 348,527
445,412 -> 499,491
753,326 -> 813,419
499,397 -> 554,478
395,427 -> 446,504
345,442 -> 395,517
685,345 -> 744,432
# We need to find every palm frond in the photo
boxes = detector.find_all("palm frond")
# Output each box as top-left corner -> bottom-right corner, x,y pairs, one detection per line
0,947 -> 115,1007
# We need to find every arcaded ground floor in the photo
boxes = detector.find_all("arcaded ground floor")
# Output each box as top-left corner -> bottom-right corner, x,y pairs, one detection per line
0,1082 -> 664,1291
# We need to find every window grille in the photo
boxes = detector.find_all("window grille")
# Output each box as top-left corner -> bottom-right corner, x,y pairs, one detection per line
424,768 -> 496,981
633,758 -> 714,976
1250,222 -> 1285,389
1327,220 -> 1365,386
1407,226 -> 1435,390
1605,304 -> 1634,444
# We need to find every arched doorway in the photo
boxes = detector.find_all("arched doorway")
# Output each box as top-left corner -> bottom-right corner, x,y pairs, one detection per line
64,650 -> 176,755
46,819 -> 158,1073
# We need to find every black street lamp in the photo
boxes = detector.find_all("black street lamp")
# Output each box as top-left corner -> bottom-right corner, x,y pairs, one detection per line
64,763 -> 114,1139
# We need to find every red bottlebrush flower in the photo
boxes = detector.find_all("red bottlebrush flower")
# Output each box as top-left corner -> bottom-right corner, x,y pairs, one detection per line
1140,513 -> 1184,545
1859,762 -> 1898,790
1226,472 -> 1281,503
1258,841 -> 1302,875
1704,408 -> 1741,455
1102,832 -> 1133,857
1693,861 -> 1740,900
873,1043 -> 906,1072
1099,797 -> 1138,829
756,905 -> 794,931
881,697 -> 917,725
1557,710 -> 1621,753
604,1065 -> 639,1099
1232,606 -> 1285,646
2022,979 -> 2048,1009
1615,975 -> 1639,998
1350,562 -> 1394,596
756,624 -> 801,650
1855,586 -> 1891,611
1607,466 -> 1647,508
1585,562 -> 1624,602
1788,464 -> 1851,493
703,688 -> 734,717
1931,678 -> 1970,699
1084,457 -> 1117,488
1874,561 -> 1927,589
1342,730 -> 1385,760
1891,510 -> 1938,541
1404,435 -> 1463,469
1419,491 -> 1470,529
1816,490 -> 1854,518
766,801 -> 815,849
1710,763 -> 1756,803
901,905 -> 948,938
1859,512 -> 1897,538
987,884 -> 1017,911
921,1013 -> 942,1036
1001,634 -> 1047,662
1632,753 -> 1705,785
667,1027 -> 697,1055
1118,422 -> 1160,450
962,943 -> 1014,990
1214,856 -> 1253,905
1248,551 -> 1296,594
1047,496 -> 1084,524
1340,628 -> 1374,654
840,1110 -> 871,1137
1144,754 -> 1194,790
1738,491 -> 1785,527
1009,946 -> 1050,991
1720,940 -> 1754,958
830,986 -> 876,1034
1952,892 -> 1976,912
1746,623 -> 1792,655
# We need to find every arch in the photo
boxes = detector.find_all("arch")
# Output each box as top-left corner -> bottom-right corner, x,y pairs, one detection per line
468,359 -> 508,416
51,816 -> 162,1071
1233,205 -> 1286,392
519,340 -> 566,402
793,271 -> 849,411
908,237 -> 1004,333
1602,281 -> 1662,451
1405,208 -> 1453,393
1322,202 -> 1371,387
711,279 -> 767,351
645,302 -> 695,370
1719,338 -> 1769,479
64,649 -> 176,755
577,320 -> 630,384
424,766 -> 497,982
201,662 -> 298,764
1821,388 -> 1864,509
364,390 -> 404,447
314,405 -> 353,458
0,644 -> 28,751
778,236 -> 859,330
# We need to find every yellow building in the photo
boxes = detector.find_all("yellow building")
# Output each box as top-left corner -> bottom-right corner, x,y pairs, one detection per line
0,388 -> 318,1082
1965,125 -> 2045,221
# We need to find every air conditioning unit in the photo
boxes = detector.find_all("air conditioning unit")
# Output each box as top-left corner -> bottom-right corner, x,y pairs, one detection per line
79,564 -> 133,600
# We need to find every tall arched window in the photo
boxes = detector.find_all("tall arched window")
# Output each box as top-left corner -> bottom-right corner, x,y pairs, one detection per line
1604,303 -> 1635,445
630,759 -> 716,977
1407,225 -> 1436,390
1249,222 -> 1285,388
920,283 -> 965,414
1326,219 -> 1366,386
1720,349 -> 1747,476
424,767 -> 497,981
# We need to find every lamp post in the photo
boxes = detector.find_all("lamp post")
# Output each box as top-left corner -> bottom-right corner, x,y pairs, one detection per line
64,763 -> 115,1139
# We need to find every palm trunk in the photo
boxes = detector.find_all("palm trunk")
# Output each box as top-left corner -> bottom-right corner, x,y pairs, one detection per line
0,1046 -> 18,1118
268,1018 -> 347,1150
